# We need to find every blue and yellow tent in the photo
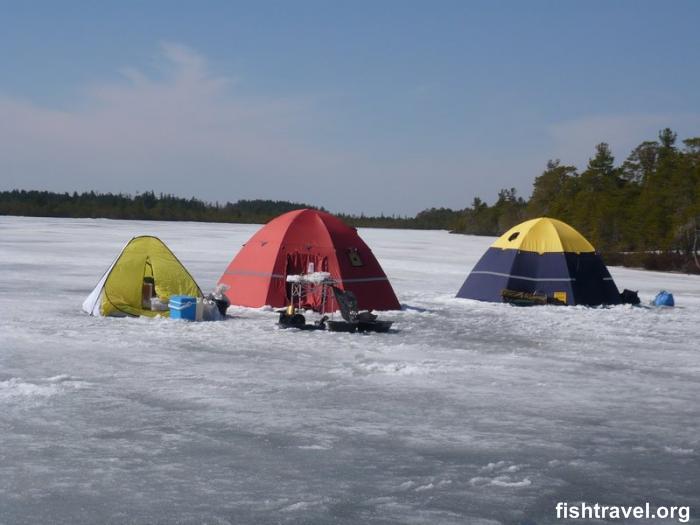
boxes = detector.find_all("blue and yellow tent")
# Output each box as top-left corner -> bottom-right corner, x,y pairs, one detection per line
456,218 -> 621,306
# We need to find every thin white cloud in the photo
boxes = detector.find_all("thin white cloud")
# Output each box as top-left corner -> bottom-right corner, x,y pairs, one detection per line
4,43 -> 695,214
0,42 -> 346,203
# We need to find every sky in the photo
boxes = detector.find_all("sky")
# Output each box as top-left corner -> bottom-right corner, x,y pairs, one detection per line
1,1 -> 699,215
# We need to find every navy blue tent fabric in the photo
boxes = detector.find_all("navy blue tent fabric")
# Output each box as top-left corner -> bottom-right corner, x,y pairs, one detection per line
457,248 -> 621,306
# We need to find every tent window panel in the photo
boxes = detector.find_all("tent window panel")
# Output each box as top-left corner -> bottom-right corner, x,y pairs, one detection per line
348,249 -> 364,267
508,232 -> 520,241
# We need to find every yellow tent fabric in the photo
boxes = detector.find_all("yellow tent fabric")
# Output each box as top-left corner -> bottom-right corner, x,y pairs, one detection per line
100,236 -> 202,317
491,217 -> 595,254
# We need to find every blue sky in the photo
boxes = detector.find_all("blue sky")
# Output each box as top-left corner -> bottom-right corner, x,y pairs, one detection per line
2,1 -> 699,214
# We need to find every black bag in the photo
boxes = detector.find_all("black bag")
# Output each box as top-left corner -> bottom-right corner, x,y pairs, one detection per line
620,289 -> 640,305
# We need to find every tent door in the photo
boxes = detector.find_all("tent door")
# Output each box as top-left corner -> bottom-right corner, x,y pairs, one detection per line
285,253 -> 329,308
142,258 -> 156,308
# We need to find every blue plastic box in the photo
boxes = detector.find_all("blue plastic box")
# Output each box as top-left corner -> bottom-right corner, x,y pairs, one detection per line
169,295 -> 197,320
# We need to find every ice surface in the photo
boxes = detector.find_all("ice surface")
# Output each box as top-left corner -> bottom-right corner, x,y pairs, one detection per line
1,216 -> 699,524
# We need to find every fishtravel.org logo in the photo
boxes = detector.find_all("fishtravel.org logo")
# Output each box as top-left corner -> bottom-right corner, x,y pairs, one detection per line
556,502 -> 690,522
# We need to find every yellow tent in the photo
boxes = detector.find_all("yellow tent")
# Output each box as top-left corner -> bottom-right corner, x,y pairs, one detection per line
82,236 -> 202,317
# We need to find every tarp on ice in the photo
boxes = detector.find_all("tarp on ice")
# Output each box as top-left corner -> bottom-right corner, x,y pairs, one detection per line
456,217 -> 621,306
218,209 -> 400,311
82,236 -> 202,317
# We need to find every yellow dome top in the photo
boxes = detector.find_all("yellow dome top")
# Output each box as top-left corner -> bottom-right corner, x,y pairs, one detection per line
491,217 -> 595,254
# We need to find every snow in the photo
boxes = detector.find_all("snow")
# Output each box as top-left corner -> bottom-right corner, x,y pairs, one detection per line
286,272 -> 332,283
1,216 -> 699,524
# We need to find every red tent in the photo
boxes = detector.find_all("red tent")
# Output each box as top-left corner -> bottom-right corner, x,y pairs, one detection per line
218,209 -> 400,311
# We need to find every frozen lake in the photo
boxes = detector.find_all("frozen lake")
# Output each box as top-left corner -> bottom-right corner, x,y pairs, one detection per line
1,216 -> 699,524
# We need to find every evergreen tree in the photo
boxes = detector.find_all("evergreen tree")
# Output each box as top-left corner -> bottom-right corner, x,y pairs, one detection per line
527,159 -> 578,219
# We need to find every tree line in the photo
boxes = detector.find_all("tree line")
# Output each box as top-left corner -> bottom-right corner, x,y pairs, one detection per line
2,128 -> 699,271
451,129 -> 700,272
0,190 -> 458,229
0,191 -> 319,225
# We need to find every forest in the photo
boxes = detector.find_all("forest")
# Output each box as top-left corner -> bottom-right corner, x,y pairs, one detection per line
451,129 -> 700,272
0,190 -> 456,229
2,129 -> 699,271
0,191 -> 318,225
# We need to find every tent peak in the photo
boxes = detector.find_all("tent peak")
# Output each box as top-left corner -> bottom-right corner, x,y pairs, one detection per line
492,217 -> 595,254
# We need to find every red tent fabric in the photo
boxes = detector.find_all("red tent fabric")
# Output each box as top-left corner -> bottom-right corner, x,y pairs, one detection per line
218,209 -> 401,311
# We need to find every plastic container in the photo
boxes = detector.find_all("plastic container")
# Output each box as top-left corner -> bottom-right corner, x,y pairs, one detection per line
150,297 -> 169,311
142,283 -> 154,308
169,295 -> 197,320
195,298 -> 204,321
652,290 -> 675,307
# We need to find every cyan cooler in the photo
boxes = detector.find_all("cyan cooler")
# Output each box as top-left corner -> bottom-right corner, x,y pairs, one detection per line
169,295 -> 197,320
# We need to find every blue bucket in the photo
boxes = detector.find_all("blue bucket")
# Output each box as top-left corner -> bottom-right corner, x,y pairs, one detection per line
652,290 -> 675,307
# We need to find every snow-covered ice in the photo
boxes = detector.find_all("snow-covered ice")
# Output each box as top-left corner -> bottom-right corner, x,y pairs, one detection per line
1,216 -> 699,524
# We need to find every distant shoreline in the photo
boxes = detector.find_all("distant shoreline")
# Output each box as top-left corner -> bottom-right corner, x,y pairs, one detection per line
4,130 -> 700,274
0,189 -> 456,231
3,205 -> 698,276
